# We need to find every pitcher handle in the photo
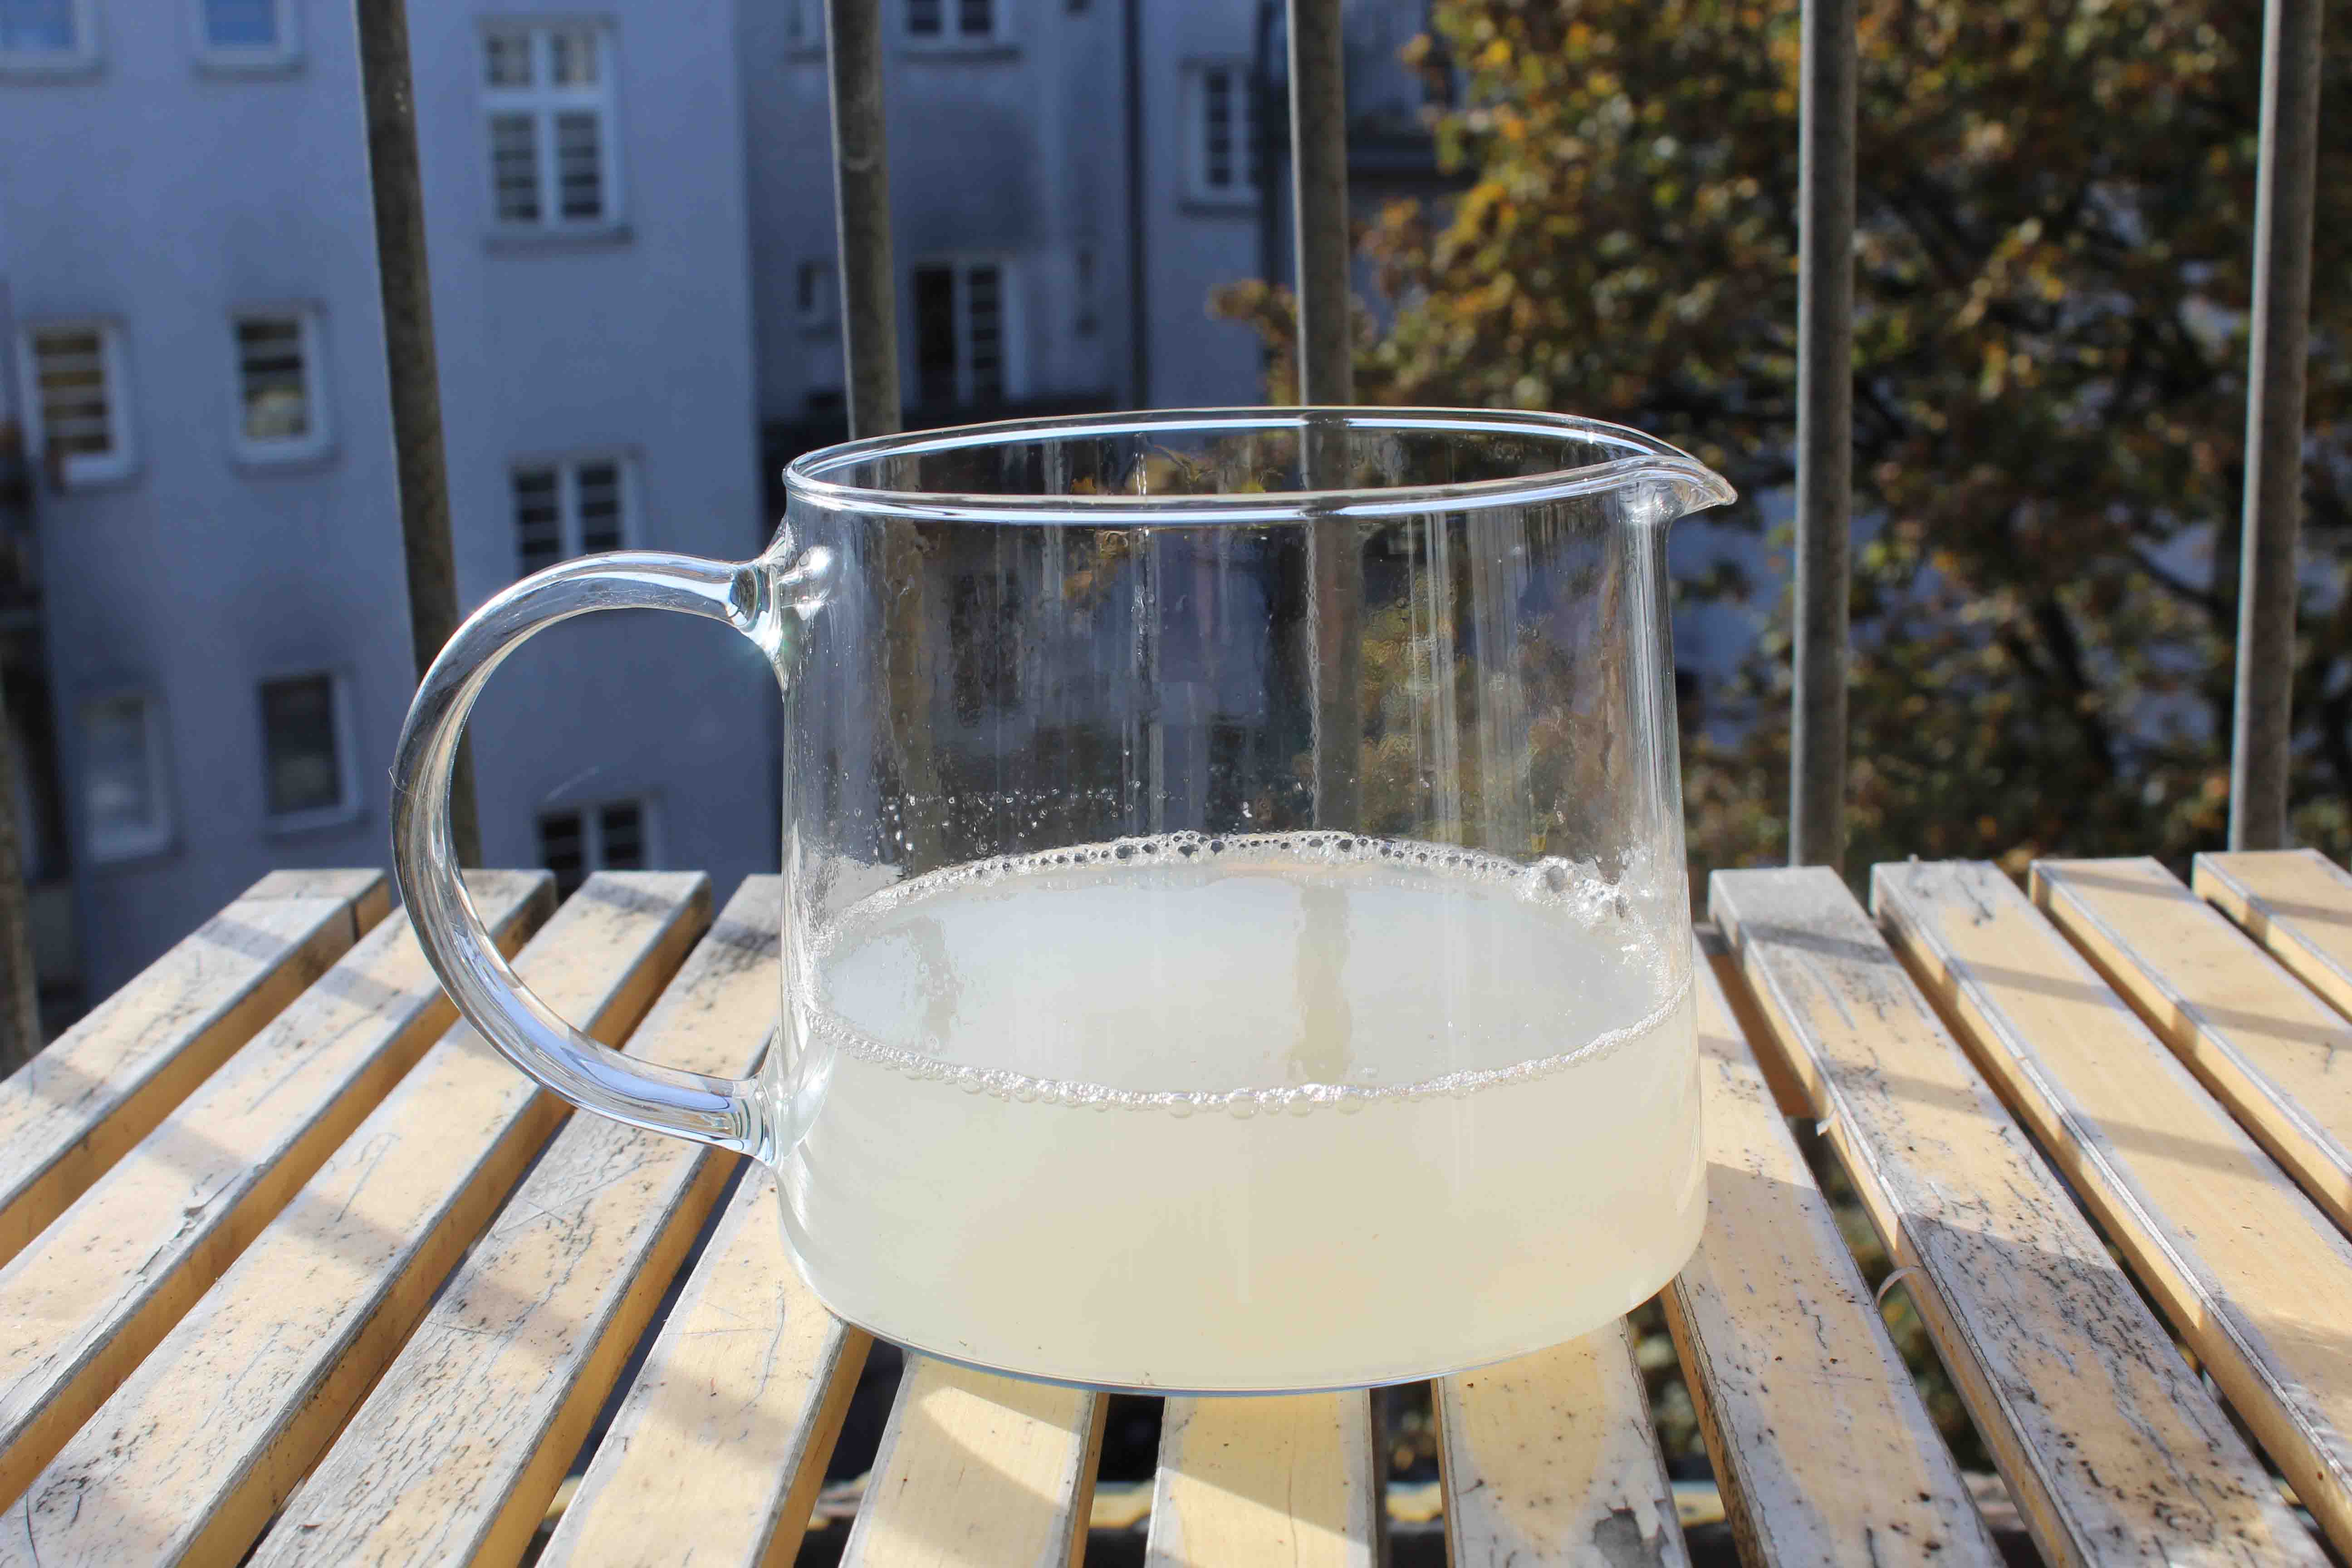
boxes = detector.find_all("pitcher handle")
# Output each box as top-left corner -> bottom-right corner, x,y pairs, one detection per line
391,546 -> 828,1159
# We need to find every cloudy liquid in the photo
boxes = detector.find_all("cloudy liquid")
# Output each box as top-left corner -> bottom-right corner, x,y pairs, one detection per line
774,833 -> 1702,1391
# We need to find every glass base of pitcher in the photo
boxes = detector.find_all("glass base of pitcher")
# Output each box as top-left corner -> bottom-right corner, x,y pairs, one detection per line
803,1219 -> 1705,1396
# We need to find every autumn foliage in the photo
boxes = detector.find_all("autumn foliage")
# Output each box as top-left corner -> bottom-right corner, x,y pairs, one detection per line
1218,0 -> 2351,876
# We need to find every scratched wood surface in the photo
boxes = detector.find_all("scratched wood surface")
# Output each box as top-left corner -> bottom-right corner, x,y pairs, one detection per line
1665,932 -> 1998,1568
0,868 -> 385,1269
1143,1392 -> 1380,1568
0,872 -> 549,1509
1436,1320 -> 1688,1568
839,1356 -> 1107,1568
19,861 -> 2352,1565
2192,849 -> 2352,1024
2034,856 -> 2352,1233
0,873 -> 706,1568
252,877 -> 786,1567
1712,866 -> 2322,1568
539,1163 -> 871,1568
1878,858 -> 2352,1559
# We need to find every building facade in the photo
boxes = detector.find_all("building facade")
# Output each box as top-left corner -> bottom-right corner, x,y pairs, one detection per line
0,0 -> 769,1000
0,0 -> 1441,1009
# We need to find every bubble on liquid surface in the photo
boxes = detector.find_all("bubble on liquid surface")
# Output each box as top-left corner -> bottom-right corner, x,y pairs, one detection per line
800,830 -> 1685,1117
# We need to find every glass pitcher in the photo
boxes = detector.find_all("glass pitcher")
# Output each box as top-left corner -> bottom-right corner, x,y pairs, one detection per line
392,407 -> 1735,1392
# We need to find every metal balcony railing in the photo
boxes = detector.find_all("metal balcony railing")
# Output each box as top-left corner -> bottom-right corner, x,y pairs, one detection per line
353,0 -> 2323,867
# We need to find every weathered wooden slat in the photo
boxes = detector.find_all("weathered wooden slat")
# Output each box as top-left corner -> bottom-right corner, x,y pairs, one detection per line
1879,858 -> 2352,1559
539,1163 -> 870,1568
1436,1322 -> 1690,1568
840,1357 -> 1105,1568
250,877 -> 784,1566
1711,866 -> 2322,1568
0,868 -> 386,1267
0,872 -> 707,1568
0,872 -> 550,1509
1666,931 -> 1998,1567
2035,856 -> 2352,1232
2193,849 -> 2352,1024
1143,1393 -> 1379,1568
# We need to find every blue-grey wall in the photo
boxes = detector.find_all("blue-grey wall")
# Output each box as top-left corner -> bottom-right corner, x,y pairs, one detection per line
0,4 -> 413,993
1,0 -> 768,996
3,0 -> 1461,1001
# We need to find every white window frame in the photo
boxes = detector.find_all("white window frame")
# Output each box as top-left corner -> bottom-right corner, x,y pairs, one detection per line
535,795 -> 659,885
902,0 -> 1005,50
79,688 -> 172,864
191,0 -> 298,71
1184,59 -> 1259,206
230,304 -> 330,463
0,0 -> 99,75
908,255 -> 1017,407
18,318 -> 135,488
257,668 -> 359,833
480,20 -> 624,233
510,451 -> 637,576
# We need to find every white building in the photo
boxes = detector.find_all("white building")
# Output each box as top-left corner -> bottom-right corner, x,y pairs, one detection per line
0,0 -> 767,999
0,0 -> 1438,1006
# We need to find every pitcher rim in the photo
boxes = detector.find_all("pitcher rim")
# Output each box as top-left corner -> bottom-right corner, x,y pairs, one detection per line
782,406 -> 1737,526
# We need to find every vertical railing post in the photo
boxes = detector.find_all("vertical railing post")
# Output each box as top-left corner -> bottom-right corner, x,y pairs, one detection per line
1124,0 -> 1151,408
1788,0 -> 1855,870
825,0 -> 941,855
2228,0 -> 2322,851
1286,0 -> 1353,407
355,0 -> 480,865
1286,0 -> 1360,824
825,0 -> 902,441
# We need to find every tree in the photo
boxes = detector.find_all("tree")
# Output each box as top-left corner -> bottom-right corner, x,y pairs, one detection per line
1220,0 -> 2352,877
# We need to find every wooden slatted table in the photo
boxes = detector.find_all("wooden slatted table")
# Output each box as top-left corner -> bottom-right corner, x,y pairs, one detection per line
5,857 -> 2348,1566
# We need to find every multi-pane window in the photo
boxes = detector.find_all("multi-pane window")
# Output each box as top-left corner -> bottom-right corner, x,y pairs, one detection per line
911,260 -> 1005,409
906,0 -> 995,43
200,0 -> 292,60
234,309 -> 323,456
0,0 -> 86,62
482,23 -> 618,229
22,321 -> 130,486
82,692 -> 170,861
513,456 -> 630,575
259,672 -> 348,822
537,799 -> 649,897
1189,63 -> 1260,200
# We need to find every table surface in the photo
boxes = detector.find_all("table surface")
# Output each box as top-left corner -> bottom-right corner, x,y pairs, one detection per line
3,850 -> 2350,1567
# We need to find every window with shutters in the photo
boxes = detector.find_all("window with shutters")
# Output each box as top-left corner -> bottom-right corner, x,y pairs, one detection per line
20,320 -> 132,486
512,455 -> 632,576
911,259 -> 1008,409
536,798 -> 652,897
481,22 -> 620,231
258,672 -> 355,826
233,308 -> 327,460
1186,61 -> 1260,203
